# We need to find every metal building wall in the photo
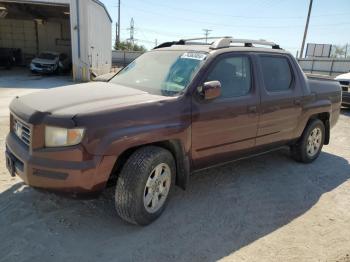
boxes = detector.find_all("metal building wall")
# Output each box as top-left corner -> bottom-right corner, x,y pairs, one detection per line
1,0 -> 111,82
71,0 -> 112,81
87,1 -> 111,76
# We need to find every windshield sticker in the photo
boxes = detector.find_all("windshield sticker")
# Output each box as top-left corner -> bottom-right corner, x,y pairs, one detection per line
181,52 -> 207,61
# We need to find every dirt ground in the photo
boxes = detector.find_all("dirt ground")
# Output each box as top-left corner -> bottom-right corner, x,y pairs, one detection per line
0,81 -> 349,262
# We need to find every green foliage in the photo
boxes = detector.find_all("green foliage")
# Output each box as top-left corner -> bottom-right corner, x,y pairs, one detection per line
330,44 -> 349,58
114,41 -> 147,52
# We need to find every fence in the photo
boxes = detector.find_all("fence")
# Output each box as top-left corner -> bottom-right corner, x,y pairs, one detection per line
298,58 -> 350,77
112,50 -> 143,66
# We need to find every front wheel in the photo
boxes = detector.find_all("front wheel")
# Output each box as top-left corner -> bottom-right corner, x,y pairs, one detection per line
291,119 -> 325,163
115,146 -> 175,225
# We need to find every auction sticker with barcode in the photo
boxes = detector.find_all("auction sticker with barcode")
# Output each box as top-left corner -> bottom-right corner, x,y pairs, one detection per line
181,52 -> 207,60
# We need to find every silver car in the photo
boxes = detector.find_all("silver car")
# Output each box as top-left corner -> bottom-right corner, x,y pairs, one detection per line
30,51 -> 71,74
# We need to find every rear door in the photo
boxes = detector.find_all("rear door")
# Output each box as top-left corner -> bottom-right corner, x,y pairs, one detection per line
191,53 -> 260,169
256,54 -> 303,146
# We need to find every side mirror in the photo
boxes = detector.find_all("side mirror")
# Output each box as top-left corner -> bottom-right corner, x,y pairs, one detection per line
199,80 -> 221,100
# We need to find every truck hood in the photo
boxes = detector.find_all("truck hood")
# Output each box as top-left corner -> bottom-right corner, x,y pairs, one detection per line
11,82 -> 170,118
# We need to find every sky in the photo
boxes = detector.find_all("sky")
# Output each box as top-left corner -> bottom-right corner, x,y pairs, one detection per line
100,0 -> 350,56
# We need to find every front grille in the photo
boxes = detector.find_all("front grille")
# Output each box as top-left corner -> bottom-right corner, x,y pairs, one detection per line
13,117 -> 31,146
339,81 -> 349,93
339,81 -> 349,86
34,63 -> 53,69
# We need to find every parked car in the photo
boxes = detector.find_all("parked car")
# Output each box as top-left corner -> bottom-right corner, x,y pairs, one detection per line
30,51 -> 71,74
0,48 -> 16,69
5,37 -> 341,225
335,72 -> 350,107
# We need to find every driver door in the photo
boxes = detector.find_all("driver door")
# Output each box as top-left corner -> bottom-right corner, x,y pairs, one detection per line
191,53 -> 260,170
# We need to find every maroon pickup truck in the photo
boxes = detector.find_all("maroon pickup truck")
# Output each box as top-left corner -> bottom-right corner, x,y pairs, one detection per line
5,38 -> 341,225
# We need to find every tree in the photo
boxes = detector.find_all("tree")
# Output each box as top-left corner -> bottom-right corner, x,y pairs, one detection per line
114,41 -> 146,52
330,44 -> 349,58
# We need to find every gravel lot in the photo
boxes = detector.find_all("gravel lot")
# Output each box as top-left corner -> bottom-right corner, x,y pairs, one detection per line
0,78 -> 349,262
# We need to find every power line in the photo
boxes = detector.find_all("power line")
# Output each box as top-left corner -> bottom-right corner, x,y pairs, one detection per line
128,0 -> 350,20
122,5 -> 350,29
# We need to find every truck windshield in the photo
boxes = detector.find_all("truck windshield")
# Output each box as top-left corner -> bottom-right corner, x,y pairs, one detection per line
110,50 -> 207,96
38,53 -> 58,60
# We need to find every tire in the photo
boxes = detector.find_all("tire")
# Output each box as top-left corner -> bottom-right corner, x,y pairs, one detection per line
115,146 -> 175,225
291,119 -> 325,163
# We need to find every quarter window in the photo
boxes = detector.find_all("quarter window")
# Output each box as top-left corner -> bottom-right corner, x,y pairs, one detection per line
260,56 -> 293,92
206,56 -> 251,98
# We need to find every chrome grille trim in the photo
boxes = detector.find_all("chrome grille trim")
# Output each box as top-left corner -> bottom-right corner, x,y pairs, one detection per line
13,117 -> 31,146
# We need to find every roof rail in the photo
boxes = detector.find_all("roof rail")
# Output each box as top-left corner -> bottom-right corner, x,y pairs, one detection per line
153,37 -> 230,49
153,37 -> 281,50
210,37 -> 281,49
182,36 -> 231,42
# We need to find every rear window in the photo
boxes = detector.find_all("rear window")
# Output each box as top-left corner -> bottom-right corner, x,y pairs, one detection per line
260,56 -> 293,92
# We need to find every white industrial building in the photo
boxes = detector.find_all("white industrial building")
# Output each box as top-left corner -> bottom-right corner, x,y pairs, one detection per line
0,0 -> 112,81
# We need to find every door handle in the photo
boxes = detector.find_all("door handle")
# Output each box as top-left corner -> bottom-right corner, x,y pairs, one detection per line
248,106 -> 257,113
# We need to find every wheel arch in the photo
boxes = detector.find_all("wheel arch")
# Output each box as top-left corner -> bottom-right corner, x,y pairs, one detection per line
108,139 -> 190,190
307,112 -> 330,144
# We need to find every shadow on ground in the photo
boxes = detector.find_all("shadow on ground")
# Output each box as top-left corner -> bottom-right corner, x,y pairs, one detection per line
341,107 -> 350,116
0,67 -> 72,89
0,150 -> 349,262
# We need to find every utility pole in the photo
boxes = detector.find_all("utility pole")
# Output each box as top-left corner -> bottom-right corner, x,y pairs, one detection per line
117,0 -> 121,45
345,43 -> 348,58
115,22 -> 118,48
127,18 -> 135,46
155,39 -> 158,47
300,0 -> 313,59
203,29 -> 212,43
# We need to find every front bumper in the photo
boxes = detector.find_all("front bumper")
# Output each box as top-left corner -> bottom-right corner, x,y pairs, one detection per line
5,132 -> 115,193
30,63 -> 56,73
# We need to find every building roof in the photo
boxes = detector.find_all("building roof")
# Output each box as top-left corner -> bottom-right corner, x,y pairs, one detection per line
91,0 -> 112,23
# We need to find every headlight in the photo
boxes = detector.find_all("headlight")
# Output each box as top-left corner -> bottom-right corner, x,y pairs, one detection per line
45,126 -> 85,147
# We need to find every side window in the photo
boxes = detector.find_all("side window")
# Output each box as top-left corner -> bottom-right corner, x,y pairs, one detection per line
260,56 -> 293,92
206,56 -> 251,98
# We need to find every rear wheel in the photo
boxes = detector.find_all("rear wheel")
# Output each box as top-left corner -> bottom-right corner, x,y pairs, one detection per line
291,119 -> 325,163
115,146 -> 175,225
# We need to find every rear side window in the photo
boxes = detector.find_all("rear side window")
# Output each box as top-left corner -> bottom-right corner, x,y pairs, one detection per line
206,56 -> 251,98
260,56 -> 293,92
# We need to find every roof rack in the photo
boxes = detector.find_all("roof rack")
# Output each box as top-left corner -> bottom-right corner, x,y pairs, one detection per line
153,37 -> 281,50
210,37 -> 281,49
182,36 -> 231,42
153,37 -> 229,49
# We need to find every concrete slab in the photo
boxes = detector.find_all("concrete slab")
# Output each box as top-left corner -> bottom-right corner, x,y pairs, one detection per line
0,68 -> 73,118
0,67 -> 73,89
